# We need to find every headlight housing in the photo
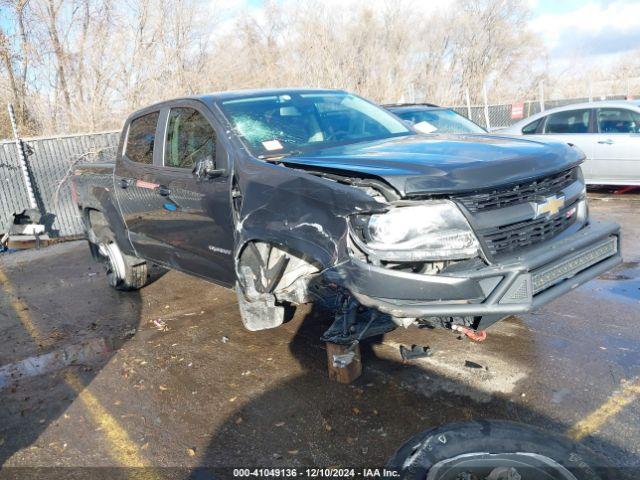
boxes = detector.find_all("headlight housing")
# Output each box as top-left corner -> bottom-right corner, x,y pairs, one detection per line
351,201 -> 480,261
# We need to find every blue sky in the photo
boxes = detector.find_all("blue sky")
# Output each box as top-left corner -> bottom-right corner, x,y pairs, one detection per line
528,0 -> 640,62
533,0 -> 595,14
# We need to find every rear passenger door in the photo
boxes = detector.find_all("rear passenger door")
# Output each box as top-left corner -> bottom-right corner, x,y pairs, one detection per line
114,110 -> 177,262
592,107 -> 640,184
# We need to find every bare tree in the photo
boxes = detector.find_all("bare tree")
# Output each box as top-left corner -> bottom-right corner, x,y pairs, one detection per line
0,0 -> 36,132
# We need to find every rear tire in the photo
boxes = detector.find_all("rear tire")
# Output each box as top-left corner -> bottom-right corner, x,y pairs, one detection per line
84,209 -> 148,291
90,240 -> 148,291
386,420 -> 619,480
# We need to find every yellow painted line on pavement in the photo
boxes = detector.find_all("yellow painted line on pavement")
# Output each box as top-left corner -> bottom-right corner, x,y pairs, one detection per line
567,377 -> 640,441
0,268 -> 48,344
0,266 -> 157,474
65,372 -> 154,469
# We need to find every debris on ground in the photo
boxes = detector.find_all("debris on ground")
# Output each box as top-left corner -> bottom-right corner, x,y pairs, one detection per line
0,233 -> 10,252
152,319 -> 168,332
322,419 -> 332,432
452,324 -> 488,342
122,328 -> 137,338
5,209 -> 50,250
464,360 -> 484,369
399,344 -> 433,362
221,336 -> 230,343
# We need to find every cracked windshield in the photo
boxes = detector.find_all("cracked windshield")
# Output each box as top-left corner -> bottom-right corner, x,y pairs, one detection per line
220,92 -> 411,157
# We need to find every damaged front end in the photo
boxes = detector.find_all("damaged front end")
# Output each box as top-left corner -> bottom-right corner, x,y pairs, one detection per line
326,194 -> 498,335
233,158 -> 621,350
322,169 -> 621,338
232,160 -> 403,344
231,162 -> 486,347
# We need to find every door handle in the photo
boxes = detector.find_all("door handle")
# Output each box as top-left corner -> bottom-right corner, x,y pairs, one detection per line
157,185 -> 171,196
597,139 -> 614,145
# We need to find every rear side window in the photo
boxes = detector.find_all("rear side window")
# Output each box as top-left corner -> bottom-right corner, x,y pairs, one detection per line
126,112 -> 159,164
164,107 -> 216,169
597,108 -> 640,133
521,118 -> 541,134
544,109 -> 591,134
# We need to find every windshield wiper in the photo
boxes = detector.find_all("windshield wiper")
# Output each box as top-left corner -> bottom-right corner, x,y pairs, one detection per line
257,150 -> 303,161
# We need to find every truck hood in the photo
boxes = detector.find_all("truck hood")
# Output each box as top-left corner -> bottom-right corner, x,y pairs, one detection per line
281,134 -> 584,196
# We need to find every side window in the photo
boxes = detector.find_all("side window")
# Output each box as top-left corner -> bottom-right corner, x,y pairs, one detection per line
126,112 -> 159,164
597,108 -> 640,134
164,107 -> 216,169
521,118 -> 541,135
544,109 -> 591,134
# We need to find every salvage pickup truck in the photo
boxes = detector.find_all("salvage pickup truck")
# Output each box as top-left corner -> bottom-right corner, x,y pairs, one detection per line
72,89 -> 622,347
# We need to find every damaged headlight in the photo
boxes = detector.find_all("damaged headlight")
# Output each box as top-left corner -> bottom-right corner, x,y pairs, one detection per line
352,201 -> 480,261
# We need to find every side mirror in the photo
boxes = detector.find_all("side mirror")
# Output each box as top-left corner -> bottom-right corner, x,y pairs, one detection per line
193,156 -> 224,180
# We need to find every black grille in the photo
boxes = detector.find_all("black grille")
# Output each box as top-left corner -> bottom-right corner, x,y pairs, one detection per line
456,168 -> 577,213
480,203 -> 579,256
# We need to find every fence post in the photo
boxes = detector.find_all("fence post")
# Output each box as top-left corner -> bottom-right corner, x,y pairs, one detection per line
8,103 -> 38,211
465,88 -> 472,119
482,84 -> 490,130
538,81 -> 545,112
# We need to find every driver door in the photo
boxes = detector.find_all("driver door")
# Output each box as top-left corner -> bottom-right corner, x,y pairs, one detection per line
154,103 -> 236,286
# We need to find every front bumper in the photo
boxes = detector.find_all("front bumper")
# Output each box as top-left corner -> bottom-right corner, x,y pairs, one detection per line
325,220 -> 621,319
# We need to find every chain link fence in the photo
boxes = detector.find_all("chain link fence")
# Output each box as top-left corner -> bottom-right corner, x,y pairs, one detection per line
0,131 -> 119,238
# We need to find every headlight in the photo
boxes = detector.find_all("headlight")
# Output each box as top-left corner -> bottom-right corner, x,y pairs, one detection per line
353,201 -> 480,261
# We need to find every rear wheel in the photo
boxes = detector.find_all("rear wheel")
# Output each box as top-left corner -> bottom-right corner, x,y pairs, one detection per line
92,240 -> 148,291
85,209 -> 149,291
386,420 -> 618,480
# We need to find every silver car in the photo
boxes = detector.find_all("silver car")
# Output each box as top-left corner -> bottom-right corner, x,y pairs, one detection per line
500,100 -> 640,186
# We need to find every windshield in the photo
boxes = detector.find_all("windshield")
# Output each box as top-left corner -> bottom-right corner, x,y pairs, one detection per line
396,109 -> 486,134
219,92 -> 412,157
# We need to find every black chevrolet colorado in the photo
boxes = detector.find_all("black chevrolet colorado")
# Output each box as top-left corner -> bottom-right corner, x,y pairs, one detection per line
72,89 -> 622,349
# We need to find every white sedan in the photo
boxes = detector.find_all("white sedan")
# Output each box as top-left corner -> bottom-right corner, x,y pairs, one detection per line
499,100 -> 640,186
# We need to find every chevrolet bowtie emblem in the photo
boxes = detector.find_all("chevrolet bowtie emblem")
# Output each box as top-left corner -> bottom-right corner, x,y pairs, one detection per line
534,195 -> 565,218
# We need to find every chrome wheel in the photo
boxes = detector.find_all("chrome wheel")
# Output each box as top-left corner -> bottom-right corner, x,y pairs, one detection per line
98,242 -> 126,286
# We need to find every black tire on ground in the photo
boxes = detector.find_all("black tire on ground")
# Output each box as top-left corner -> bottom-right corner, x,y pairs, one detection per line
386,420 -> 619,480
